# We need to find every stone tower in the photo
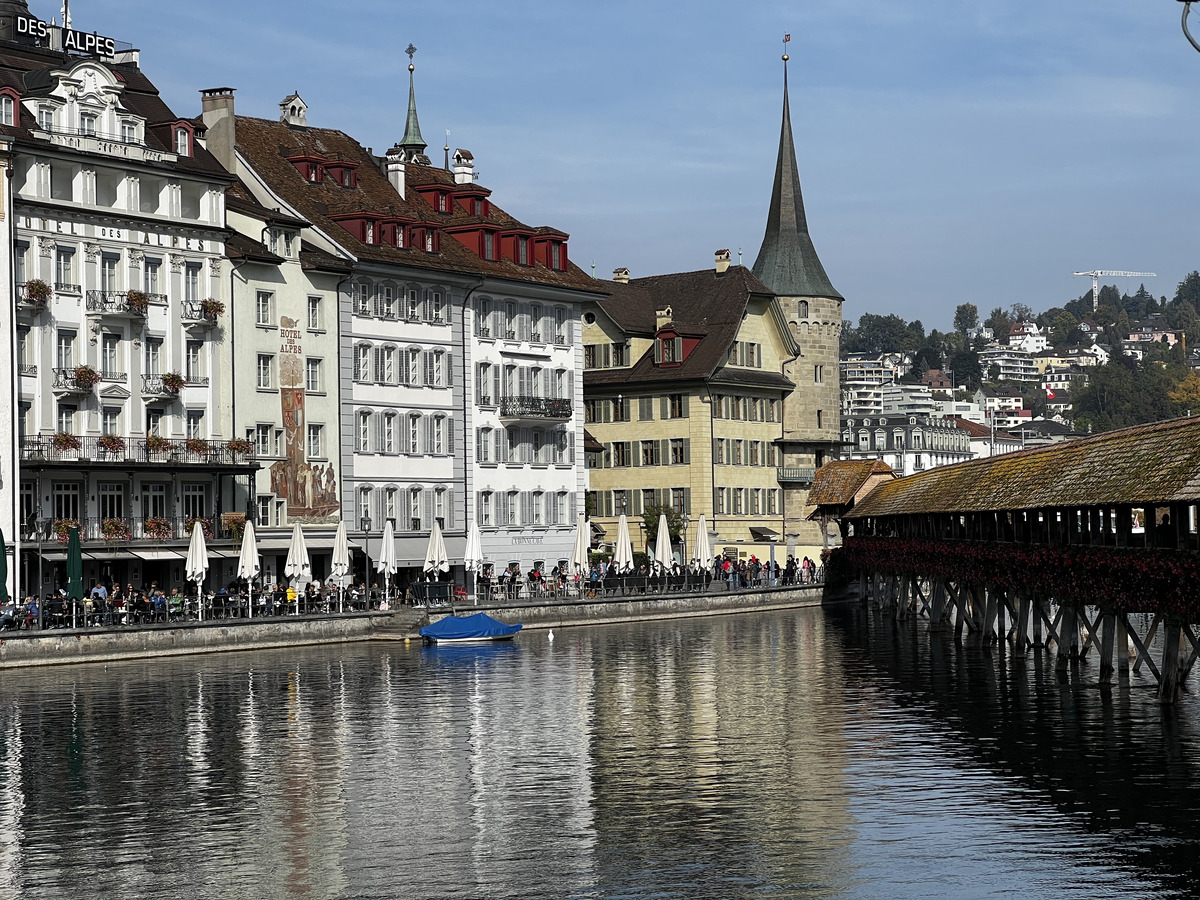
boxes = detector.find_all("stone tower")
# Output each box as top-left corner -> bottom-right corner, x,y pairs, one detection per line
752,57 -> 844,554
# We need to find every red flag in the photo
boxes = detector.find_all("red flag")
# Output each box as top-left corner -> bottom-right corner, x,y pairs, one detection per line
1046,389 -> 1056,400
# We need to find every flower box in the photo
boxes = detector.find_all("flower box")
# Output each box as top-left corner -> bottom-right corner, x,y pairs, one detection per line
184,437 -> 209,455
97,433 -> 126,454
186,517 -> 214,540
144,517 -> 174,541
145,433 -> 171,453
53,518 -> 80,544
200,298 -> 225,320
23,279 -> 52,304
101,518 -> 132,542
52,432 -> 81,451
73,365 -> 101,390
126,290 -> 149,315
162,371 -> 186,393
225,438 -> 254,457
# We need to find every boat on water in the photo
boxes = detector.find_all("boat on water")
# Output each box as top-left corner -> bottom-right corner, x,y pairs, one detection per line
419,612 -> 523,644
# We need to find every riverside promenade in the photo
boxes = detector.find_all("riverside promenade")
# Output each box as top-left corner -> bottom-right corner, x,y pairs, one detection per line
0,583 -> 827,669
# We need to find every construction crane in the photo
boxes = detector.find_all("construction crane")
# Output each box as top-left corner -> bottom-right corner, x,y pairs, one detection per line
1073,270 -> 1156,312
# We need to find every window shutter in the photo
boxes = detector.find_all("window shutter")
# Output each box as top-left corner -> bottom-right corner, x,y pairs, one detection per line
423,491 -> 434,531
756,344 -> 763,368
683,439 -> 691,464
602,402 -> 610,423
476,493 -> 484,526
568,432 -> 576,464
660,396 -> 669,419
521,428 -> 533,463
603,492 -> 613,517
683,488 -> 691,515
570,492 -> 578,520
681,397 -> 689,418
659,440 -> 668,466
713,438 -> 720,462
566,371 -> 574,402
423,351 -> 434,386
493,367 -> 502,403
444,489 -> 454,529
424,417 -> 434,455
370,488 -> 383,524
373,348 -> 383,383
445,352 -> 453,386
633,491 -> 643,515
475,428 -> 483,463
603,443 -> 612,467
543,368 -> 551,398
494,429 -> 503,464
372,414 -> 384,453
632,442 -> 641,467
447,419 -> 455,454
520,491 -> 530,525
653,341 -> 661,364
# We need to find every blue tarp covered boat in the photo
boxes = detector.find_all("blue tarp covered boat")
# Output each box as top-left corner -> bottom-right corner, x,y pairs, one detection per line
419,612 -> 523,643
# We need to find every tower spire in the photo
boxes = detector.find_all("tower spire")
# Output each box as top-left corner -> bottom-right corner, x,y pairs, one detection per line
398,43 -> 427,159
751,43 -> 842,301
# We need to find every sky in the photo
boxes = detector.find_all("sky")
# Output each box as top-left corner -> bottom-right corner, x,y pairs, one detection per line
42,0 -> 1200,331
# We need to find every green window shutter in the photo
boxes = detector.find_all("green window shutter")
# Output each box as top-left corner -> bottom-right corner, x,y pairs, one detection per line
633,442 -> 642,467
683,439 -> 691,464
674,337 -> 683,361
661,396 -> 670,419
660,440 -> 668,465
681,396 -> 689,418
653,341 -> 662,364
683,488 -> 692,515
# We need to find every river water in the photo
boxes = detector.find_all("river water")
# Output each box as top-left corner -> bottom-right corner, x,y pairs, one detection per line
1,606 -> 1198,899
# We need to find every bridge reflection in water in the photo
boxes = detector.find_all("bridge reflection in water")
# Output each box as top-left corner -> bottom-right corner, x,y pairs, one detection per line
0,610 -> 1195,898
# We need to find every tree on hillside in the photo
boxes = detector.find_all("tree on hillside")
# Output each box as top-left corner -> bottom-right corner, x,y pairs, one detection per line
1049,310 -> 1078,346
1174,271 -> 1200,312
948,350 -> 982,390
843,313 -> 923,355
1010,302 -> 1035,323
1065,293 -> 1094,322
1169,371 -> 1200,416
984,307 -> 1013,340
1072,358 -> 1177,433
911,346 -> 942,375
953,303 -> 979,335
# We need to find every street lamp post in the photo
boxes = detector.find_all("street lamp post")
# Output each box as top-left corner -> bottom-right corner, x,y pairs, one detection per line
1181,1 -> 1200,54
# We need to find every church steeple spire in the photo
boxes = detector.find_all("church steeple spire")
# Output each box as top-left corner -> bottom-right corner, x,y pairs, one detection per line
752,52 -> 843,301
398,43 -> 427,159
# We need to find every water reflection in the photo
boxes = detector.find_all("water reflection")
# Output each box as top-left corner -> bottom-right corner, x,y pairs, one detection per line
1,610 -> 1200,897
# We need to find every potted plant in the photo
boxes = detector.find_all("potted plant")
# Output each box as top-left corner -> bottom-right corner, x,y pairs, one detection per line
186,517 -> 214,540
101,518 -> 132,542
145,432 -> 171,453
162,371 -> 186,393
97,433 -> 126,454
225,437 -> 254,457
200,298 -> 225,320
223,512 -> 246,543
144,516 -> 173,541
23,279 -> 52,307
73,365 -> 101,390
125,290 -> 149,315
51,431 -> 81,451
53,518 -> 80,544
185,437 -> 209,455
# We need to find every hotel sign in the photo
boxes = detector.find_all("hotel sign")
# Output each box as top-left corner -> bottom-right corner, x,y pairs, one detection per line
15,14 -> 117,57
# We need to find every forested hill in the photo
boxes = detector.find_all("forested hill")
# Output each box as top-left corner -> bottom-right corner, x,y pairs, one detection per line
840,273 -> 1200,433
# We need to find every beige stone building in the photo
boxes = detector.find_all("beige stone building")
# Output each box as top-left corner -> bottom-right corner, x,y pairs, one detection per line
582,257 -> 800,565
751,62 -> 845,550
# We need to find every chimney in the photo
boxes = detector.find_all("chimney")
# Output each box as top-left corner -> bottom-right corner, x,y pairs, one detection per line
453,148 -> 475,185
386,145 -> 406,199
200,88 -> 237,174
715,248 -> 731,275
612,267 -> 630,284
656,306 -> 673,330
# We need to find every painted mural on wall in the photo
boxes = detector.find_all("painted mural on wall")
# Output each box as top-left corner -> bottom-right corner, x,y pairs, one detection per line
270,316 -> 339,522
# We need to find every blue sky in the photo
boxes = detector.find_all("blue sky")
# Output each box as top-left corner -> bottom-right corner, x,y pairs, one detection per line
48,0 -> 1200,330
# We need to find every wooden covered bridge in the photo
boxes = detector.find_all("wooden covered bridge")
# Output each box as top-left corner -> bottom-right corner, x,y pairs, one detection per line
817,416 -> 1200,703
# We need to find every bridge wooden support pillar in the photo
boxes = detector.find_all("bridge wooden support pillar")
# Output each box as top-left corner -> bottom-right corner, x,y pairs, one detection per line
1031,593 -> 1044,649
1116,613 -> 1130,677
1056,603 -> 1078,673
1159,620 -> 1183,705
1099,610 -> 1116,684
929,580 -> 945,632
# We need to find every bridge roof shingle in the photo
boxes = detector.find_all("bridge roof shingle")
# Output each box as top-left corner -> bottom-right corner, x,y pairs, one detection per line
847,416 -> 1200,518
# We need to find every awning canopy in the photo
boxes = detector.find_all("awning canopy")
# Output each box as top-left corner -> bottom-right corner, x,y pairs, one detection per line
256,537 -> 358,553
86,549 -> 137,561
129,549 -> 186,561
206,548 -> 241,560
749,527 -> 780,540
35,550 -> 67,562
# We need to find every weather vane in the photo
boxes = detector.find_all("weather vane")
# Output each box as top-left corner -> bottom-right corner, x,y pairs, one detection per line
782,32 -> 790,62
406,43 -> 418,63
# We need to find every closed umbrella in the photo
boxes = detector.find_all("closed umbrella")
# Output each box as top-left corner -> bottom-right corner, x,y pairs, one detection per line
376,519 -> 397,607
693,514 -> 714,570
570,514 -> 590,575
423,519 -> 449,578
186,521 -> 210,621
66,526 -> 83,629
331,520 -> 350,614
0,527 -> 8,605
237,520 -> 260,617
653,512 -> 672,574
284,523 -> 310,615
464,520 -> 484,604
613,513 -> 634,574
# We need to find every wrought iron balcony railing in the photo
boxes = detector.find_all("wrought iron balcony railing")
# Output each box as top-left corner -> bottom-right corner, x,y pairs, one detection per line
499,396 -> 573,420
20,436 -> 257,467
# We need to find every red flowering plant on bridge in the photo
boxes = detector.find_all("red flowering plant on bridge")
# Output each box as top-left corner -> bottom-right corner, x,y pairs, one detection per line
829,537 -> 1200,620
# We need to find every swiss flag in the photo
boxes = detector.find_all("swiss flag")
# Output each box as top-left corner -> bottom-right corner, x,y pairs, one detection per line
1046,389 -> 1056,400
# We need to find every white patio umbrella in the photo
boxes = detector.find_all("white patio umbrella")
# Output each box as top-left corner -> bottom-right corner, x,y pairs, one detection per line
331,519 -> 350,614
653,512 -> 672,573
185,521 -> 209,622
570,514 -> 590,575
376,519 -> 397,607
284,522 -> 311,615
423,519 -> 450,578
693,514 -> 714,571
236,520 -> 260,618
613,513 -> 634,574
464,520 -> 484,604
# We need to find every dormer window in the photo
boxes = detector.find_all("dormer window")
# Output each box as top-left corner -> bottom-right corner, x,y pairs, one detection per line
437,193 -> 449,213
365,221 -> 375,244
343,169 -> 353,188
551,242 -> 561,270
518,236 -> 528,265
120,120 -> 136,143
474,198 -> 484,217
0,95 -> 14,127
37,106 -> 53,131
80,113 -> 97,136
175,127 -> 191,156
484,232 -> 494,260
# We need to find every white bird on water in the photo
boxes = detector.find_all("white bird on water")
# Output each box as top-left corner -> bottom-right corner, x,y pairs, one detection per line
548,630 -> 554,642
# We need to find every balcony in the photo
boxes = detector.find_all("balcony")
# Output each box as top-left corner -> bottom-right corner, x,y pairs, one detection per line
15,283 -> 49,313
777,467 -> 817,485
182,300 -> 221,327
22,515 -> 238,545
141,374 -> 182,398
499,396 -> 573,420
55,282 -> 82,295
53,367 -> 99,396
19,364 -> 37,377
20,436 -> 258,468
87,290 -> 148,319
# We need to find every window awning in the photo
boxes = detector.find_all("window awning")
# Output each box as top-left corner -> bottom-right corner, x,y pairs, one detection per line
129,549 -> 186,561
206,549 -> 242,560
35,550 -> 67,562
86,549 -> 137,561
749,527 -> 780,540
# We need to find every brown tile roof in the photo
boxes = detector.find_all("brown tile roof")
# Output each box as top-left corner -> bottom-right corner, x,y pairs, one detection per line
848,416 -> 1200,518
808,460 -> 895,507
585,266 -> 786,388
583,429 -> 604,453
224,231 -> 283,265
949,417 -> 1020,442
233,116 -> 603,295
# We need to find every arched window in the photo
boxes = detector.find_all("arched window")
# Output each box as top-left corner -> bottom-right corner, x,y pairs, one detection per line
354,343 -> 372,382
798,300 -> 810,318
358,486 -> 373,529
874,429 -> 887,450
408,487 -> 423,531
407,414 -> 422,455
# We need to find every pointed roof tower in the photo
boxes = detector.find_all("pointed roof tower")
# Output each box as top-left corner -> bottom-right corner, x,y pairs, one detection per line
398,43 -> 427,159
752,54 -> 843,301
